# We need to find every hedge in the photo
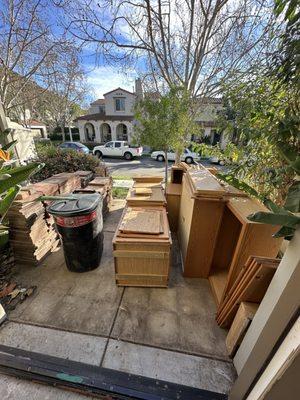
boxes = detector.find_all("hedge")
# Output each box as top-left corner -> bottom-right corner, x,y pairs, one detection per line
31,145 -> 100,182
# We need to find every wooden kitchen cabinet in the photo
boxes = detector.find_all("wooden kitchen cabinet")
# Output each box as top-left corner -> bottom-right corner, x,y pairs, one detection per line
178,174 -> 225,278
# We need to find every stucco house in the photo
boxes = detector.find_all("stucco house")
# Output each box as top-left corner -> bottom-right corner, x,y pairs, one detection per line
75,79 -> 142,144
193,97 -> 225,145
75,79 -> 225,146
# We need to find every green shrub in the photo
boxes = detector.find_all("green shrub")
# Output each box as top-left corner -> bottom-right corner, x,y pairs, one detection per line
31,146 -> 100,182
112,187 -> 129,199
52,126 -> 79,134
49,132 -> 80,141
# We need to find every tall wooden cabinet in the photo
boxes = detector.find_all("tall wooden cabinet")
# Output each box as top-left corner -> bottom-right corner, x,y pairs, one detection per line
178,174 -> 225,277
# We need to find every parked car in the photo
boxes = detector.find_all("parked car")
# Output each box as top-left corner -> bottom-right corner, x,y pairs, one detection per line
58,142 -> 90,154
93,141 -> 143,160
151,149 -> 200,164
209,156 -> 226,166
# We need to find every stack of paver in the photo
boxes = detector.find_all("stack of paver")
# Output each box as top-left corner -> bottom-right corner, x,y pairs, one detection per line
8,192 -> 60,266
8,170 -> 110,266
74,176 -> 113,219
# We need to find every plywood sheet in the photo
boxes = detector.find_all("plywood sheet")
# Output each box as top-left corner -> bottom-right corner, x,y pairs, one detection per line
187,169 -> 225,197
126,187 -> 166,206
120,209 -> 162,235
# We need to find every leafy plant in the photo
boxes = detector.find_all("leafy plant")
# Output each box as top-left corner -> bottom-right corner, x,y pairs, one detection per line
134,86 -> 200,183
31,145 -> 100,182
217,145 -> 300,240
0,130 -> 42,248
195,142 -> 243,165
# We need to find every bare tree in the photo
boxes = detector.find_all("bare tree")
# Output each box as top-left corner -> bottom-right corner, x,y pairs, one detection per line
65,0 -> 279,96
0,0 -> 65,118
35,47 -> 90,140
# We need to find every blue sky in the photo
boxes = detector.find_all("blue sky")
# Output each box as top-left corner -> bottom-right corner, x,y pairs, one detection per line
48,2 -> 139,102
81,47 -> 138,100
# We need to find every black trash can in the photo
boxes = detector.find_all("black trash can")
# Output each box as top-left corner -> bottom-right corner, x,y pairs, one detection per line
48,194 -> 103,272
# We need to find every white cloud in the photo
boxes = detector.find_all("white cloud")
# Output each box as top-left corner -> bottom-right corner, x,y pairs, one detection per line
85,66 -> 137,99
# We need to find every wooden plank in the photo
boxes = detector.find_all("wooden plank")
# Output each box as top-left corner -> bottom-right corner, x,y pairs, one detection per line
113,250 -> 169,259
0,345 -> 227,400
217,259 -> 260,324
126,187 -> 166,207
133,182 -> 162,188
135,187 -> 153,195
226,302 -> 259,356
218,260 -> 278,327
222,222 -> 282,301
132,176 -> 163,183
187,168 -> 225,197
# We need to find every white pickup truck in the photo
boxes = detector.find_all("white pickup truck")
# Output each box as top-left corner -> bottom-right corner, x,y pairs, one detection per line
93,141 -> 143,160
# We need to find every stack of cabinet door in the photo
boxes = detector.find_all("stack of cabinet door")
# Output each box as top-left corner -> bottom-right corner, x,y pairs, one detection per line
177,165 -> 282,311
113,176 -> 172,287
209,197 -> 282,307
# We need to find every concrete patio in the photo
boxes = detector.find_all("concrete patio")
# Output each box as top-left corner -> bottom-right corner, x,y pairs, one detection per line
0,199 -> 236,397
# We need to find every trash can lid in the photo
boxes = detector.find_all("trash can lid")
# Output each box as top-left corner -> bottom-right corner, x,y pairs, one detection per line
47,193 -> 101,217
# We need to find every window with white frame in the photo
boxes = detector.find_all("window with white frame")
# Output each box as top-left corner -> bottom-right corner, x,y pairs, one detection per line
115,97 -> 125,111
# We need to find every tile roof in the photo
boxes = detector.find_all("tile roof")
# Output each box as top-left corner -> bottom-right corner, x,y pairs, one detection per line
74,113 -> 134,122
90,98 -> 105,106
103,87 -> 135,96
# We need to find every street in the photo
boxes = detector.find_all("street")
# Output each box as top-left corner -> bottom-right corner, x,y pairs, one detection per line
104,156 -> 214,177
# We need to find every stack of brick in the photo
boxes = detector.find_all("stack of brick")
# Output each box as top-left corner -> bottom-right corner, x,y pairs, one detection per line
8,173 -> 81,266
8,191 -> 60,266
94,163 -> 109,177
8,170 -> 111,266
73,176 -> 113,219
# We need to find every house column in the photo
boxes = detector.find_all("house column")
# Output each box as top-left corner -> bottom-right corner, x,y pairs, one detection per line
77,121 -> 85,142
126,122 -> 133,144
111,121 -> 117,141
94,122 -> 101,142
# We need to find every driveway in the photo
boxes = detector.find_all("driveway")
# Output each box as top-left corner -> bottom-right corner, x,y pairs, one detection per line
104,156 -> 214,178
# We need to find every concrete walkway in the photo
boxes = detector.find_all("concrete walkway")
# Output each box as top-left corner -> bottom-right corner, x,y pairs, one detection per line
0,200 -> 236,398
